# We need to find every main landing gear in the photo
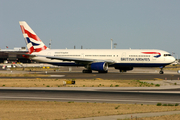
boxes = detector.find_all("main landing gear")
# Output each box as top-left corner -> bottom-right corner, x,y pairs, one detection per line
98,70 -> 108,73
82,69 -> 92,73
159,67 -> 164,74
119,70 -> 127,73
82,69 -> 108,73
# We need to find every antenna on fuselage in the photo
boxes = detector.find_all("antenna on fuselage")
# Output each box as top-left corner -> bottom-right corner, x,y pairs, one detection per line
111,38 -> 113,49
49,39 -> 52,49
114,43 -> 117,49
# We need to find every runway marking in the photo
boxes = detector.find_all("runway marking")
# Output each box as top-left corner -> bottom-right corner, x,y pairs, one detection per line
50,75 -> 65,77
0,96 -> 179,103
115,91 -> 180,93
154,78 -> 163,80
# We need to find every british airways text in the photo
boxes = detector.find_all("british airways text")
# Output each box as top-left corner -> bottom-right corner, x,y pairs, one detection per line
121,58 -> 150,61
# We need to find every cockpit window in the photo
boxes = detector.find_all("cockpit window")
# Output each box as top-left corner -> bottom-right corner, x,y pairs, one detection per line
164,54 -> 172,57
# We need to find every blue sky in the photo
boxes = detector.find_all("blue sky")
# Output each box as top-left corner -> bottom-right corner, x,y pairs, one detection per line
1,0 -> 180,58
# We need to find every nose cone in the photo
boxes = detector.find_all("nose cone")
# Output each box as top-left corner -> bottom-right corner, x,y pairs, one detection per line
170,56 -> 176,63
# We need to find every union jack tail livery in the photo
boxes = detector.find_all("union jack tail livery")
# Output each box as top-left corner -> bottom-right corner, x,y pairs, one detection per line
19,21 -> 48,54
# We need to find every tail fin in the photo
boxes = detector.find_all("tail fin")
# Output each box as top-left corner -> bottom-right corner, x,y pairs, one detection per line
19,21 -> 48,54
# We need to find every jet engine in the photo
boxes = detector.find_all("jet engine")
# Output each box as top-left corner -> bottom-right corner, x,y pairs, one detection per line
90,62 -> 108,71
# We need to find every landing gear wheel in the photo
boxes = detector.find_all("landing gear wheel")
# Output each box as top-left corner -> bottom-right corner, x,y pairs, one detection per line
82,69 -> 92,73
98,71 -> 108,73
119,70 -> 127,73
159,71 -> 164,74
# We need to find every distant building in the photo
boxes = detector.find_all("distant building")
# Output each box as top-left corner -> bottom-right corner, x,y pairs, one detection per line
0,47 -> 35,63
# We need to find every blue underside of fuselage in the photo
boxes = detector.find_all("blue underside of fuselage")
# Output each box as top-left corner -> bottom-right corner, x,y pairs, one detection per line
46,62 -> 170,67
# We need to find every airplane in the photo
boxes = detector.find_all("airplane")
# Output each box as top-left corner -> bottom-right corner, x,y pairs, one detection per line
19,21 -> 175,74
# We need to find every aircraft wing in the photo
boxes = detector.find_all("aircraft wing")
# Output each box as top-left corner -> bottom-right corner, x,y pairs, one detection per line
38,55 -> 115,64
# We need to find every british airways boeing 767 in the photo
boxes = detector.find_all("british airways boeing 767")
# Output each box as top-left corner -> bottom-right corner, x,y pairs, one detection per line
19,21 -> 175,74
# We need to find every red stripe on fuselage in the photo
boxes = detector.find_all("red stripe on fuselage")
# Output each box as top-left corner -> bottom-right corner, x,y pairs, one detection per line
142,52 -> 161,55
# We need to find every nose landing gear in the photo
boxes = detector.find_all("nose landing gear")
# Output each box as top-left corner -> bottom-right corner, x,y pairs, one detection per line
159,66 -> 164,74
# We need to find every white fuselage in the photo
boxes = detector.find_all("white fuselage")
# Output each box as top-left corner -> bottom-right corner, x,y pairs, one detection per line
30,49 -> 175,67
19,21 -> 176,73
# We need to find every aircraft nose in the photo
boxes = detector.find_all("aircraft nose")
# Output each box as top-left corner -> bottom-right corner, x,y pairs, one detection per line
171,56 -> 176,63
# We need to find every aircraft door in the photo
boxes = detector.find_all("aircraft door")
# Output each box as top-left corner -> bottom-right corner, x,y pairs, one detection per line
152,55 -> 156,61
121,52 -> 126,57
81,53 -> 84,58
47,52 -> 51,56
121,52 -> 126,62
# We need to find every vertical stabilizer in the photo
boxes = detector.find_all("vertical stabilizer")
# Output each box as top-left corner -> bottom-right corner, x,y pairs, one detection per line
19,21 -> 47,54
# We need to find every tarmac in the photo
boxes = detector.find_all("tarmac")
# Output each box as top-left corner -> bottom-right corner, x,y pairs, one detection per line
1,64 -> 180,119
1,86 -> 180,120
68,111 -> 180,120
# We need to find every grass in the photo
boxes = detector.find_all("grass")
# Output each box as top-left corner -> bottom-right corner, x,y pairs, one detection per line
0,78 -> 160,87
10,67 -> 60,71
136,80 -> 157,87
0,73 -> 48,77
1,100 -> 180,120
155,84 -> 160,87
157,103 -> 179,107
115,105 -> 120,109
157,103 -> 162,106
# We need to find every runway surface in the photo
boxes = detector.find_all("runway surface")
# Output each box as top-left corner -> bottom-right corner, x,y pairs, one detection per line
1,67 -> 180,105
1,67 -> 180,80
47,72 -> 180,80
1,72 -> 180,80
1,88 -> 180,104
39,67 -> 180,80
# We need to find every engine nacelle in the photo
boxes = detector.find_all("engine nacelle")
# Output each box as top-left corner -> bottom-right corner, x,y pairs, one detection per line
90,62 -> 108,71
